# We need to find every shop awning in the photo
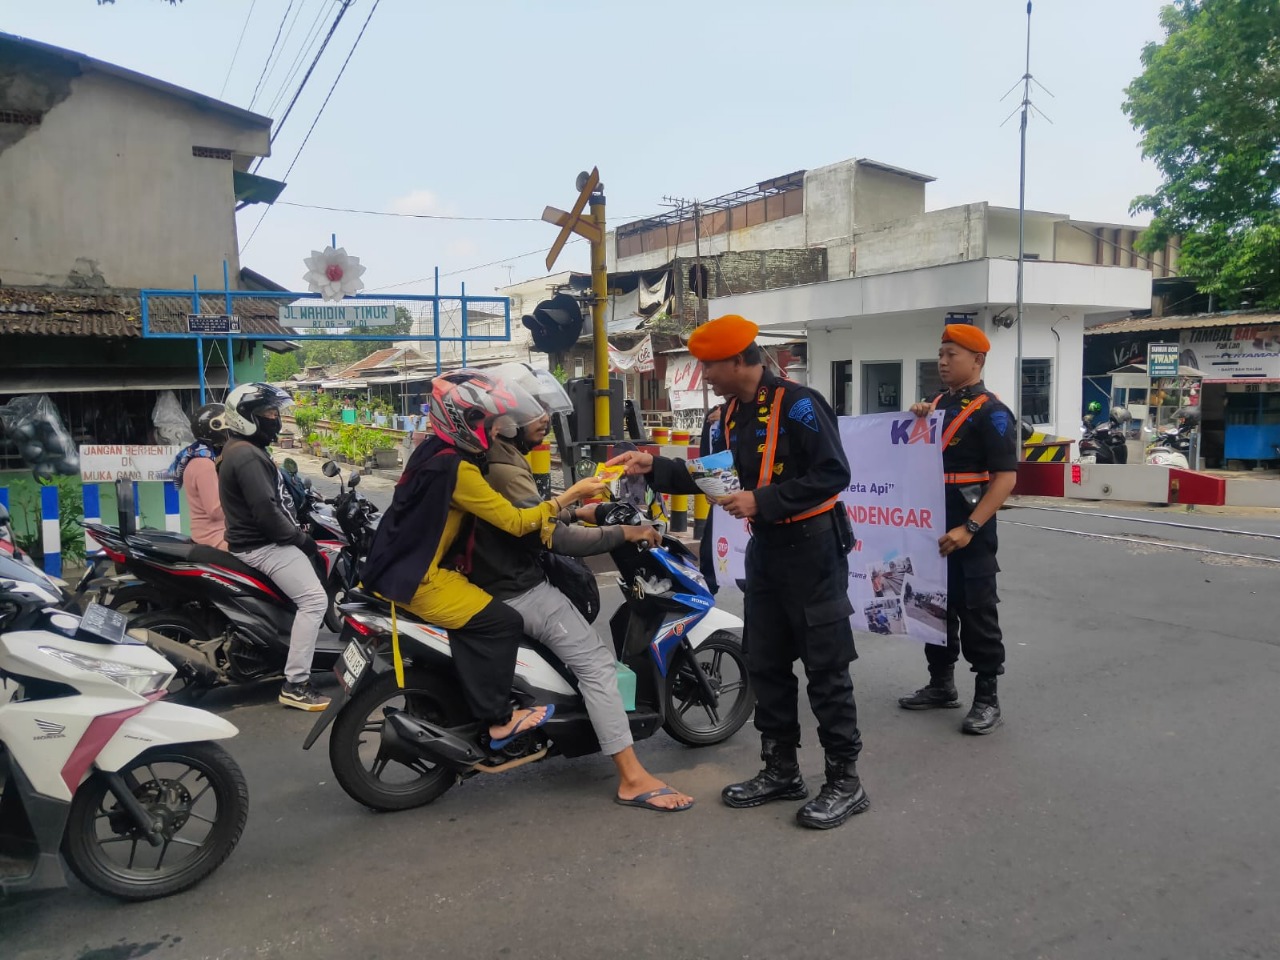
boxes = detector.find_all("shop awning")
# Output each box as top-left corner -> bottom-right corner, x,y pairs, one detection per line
0,368 -> 230,394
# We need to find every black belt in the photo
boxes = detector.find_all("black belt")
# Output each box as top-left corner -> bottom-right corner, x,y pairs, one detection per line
750,509 -> 837,546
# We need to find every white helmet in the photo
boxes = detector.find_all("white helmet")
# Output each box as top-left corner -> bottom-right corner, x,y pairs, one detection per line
488,362 -> 572,417
215,382 -> 294,440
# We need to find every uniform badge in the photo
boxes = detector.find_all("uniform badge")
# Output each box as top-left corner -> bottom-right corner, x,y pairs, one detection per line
788,396 -> 819,432
989,409 -> 1011,436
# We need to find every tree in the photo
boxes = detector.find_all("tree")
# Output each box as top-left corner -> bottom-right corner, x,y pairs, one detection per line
296,306 -> 418,370
264,349 -> 301,383
1123,0 -> 1280,308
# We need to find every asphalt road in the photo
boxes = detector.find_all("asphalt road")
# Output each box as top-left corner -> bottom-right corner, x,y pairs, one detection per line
4,495 -> 1279,960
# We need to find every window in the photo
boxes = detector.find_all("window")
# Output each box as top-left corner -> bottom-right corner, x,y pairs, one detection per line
573,357 -> 585,379
1021,359 -> 1053,425
916,360 -> 943,404
831,360 -> 853,415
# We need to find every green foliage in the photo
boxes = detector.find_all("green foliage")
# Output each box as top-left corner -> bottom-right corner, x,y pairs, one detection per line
293,404 -> 322,439
1123,0 -> 1280,307
333,424 -> 384,462
551,365 -> 568,384
10,476 -> 86,564
264,350 -> 301,383
297,306 -> 418,370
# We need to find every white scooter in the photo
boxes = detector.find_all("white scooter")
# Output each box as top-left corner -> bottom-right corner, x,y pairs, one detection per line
0,573 -> 248,901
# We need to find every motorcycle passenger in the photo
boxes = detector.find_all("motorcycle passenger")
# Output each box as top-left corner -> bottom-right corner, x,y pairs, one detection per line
466,363 -> 694,812
171,403 -> 228,551
215,383 -> 331,712
359,370 -> 608,749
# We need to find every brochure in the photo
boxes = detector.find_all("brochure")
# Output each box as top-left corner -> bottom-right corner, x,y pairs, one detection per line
685,449 -> 740,499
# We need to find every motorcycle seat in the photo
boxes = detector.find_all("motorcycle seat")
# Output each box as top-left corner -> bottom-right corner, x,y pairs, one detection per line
133,540 -> 288,598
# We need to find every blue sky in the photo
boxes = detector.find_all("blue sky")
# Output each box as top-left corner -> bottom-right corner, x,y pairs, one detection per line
2,0 -> 1169,297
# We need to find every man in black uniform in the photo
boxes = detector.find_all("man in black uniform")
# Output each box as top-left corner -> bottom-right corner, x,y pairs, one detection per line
609,315 -> 868,830
898,324 -> 1018,734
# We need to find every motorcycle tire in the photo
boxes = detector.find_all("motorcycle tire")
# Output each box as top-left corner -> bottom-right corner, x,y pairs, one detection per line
106,583 -> 171,616
61,742 -> 248,901
662,632 -> 754,747
329,668 -> 458,812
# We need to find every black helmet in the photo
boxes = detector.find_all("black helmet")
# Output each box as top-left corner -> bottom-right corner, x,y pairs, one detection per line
215,382 -> 293,444
191,403 -> 229,449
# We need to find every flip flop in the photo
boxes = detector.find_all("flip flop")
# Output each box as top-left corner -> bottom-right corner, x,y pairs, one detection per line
614,786 -> 695,813
489,704 -> 555,751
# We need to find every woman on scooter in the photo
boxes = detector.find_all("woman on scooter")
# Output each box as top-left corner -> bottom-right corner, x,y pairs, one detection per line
171,404 -> 228,551
466,363 -> 694,812
360,370 -> 608,749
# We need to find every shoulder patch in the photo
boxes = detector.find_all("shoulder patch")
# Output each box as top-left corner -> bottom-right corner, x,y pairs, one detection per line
989,409 -> 1011,437
788,396 -> 819,432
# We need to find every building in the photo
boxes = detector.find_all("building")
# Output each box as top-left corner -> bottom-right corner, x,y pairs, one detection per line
0,32 -> 293,463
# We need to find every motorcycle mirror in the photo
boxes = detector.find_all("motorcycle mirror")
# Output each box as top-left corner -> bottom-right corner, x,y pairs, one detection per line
348,472 -> 361,488
303,477 -> 313,490
322,460 -> 340,478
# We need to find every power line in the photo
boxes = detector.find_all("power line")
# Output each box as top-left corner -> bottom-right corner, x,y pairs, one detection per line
276,201 -> 542,222
255,0 -> 313,114
265,0 -> 331,117
279,0 -> 379,183
219,0 -> 259,99
240,0 -> 378,253
248,0 -> 295,109
261,0 -> 353,153
370,238 -> 588,292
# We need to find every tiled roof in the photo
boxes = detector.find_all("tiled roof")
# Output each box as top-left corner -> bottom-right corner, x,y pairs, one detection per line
334,348 -> 424,379
0,287 -> 293,338
1086,312 -> 1280,335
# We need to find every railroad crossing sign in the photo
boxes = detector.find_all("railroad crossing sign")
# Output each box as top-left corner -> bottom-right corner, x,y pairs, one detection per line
542,167 -> 601,271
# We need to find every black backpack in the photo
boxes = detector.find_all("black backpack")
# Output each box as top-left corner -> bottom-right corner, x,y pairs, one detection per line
538,551 -> 600,624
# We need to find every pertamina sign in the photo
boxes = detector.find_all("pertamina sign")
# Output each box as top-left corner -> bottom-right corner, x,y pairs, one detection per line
279,303 -> 397,330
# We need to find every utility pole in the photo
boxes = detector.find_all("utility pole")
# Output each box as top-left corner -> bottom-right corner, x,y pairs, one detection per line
663,196 -> 711,419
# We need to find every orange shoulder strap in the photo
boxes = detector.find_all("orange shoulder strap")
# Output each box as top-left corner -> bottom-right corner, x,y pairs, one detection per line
940,393 -> 990,447
757,388 -> 787,485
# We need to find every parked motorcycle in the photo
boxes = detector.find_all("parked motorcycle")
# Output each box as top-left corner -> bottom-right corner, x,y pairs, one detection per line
85,527 -> 347,698
1079,406 -> 1132,465
303,502 -> 753,812
1145,407 -> 1199,469
300,462 -> 381,629
0,580 -> 248,900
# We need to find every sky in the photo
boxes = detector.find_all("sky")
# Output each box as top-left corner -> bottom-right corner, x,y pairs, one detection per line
0,0 -> 1172,300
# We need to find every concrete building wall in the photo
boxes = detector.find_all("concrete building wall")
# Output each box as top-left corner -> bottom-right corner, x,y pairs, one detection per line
851,164 -> 926,228
0,71 -> 267,290
986,209 -> 1058,260
802,161 -> 855,245
849,203 -> 987,277
1053,221 -> 1097,264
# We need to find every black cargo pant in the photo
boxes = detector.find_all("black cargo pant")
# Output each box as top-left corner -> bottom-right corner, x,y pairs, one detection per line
447,599 -> 527,726
925,497 -> 1006,678
744,513 -> 862,761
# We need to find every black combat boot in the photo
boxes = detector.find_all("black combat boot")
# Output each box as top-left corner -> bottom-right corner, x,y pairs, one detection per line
722,739 -> 808,808
795,756 -> 870,830
897,665 -> 961,710
961,674 -> 1002,735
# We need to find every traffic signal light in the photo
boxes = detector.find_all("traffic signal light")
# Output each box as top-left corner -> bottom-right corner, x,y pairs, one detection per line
522,292 -> 584,353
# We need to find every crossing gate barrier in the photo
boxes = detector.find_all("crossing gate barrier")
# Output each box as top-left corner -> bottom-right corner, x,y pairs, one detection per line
1022,432 -> 1073,463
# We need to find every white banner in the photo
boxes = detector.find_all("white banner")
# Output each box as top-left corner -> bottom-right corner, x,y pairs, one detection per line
1180,323 -> 1280,380
665,354 -> 708,411
79,444 -> 182,482
609,335 -> 655,373
709,412 -> 948,645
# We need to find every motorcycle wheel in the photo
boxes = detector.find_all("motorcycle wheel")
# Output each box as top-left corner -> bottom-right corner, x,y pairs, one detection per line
107,583 -> 170,616
61,742 -> 248,901
662,632 -> 754,746
329,668 -> 458,812
127,611 -> 213,701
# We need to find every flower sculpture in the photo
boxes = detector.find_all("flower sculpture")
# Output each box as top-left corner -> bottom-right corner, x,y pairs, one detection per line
303,246 -> 366,301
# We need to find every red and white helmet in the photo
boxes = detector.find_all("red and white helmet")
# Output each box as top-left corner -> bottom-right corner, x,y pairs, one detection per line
427,369 -> 543,455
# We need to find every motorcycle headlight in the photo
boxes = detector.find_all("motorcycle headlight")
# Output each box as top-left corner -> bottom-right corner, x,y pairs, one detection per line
38,646 -> 170,696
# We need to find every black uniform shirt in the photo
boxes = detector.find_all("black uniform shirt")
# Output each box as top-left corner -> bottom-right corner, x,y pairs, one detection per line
937,382 -> 1019,474
653,368 -> 850,524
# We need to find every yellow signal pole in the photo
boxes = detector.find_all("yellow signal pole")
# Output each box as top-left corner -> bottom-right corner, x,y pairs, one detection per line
589,190 -> 609,443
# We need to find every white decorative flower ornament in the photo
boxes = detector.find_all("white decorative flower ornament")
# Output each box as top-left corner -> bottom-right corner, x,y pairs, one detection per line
303,246 -> 367,301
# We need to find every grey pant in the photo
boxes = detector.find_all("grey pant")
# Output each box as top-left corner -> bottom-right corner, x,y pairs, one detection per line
505,581 -> 633,756
234,543 -> 328,685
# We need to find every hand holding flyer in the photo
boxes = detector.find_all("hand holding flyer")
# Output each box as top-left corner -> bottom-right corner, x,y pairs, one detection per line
592,463 -> 626,498
685,450 -> 741,500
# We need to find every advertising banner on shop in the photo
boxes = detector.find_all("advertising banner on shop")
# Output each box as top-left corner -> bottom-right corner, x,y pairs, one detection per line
709,411 -> 947,644
1180,324 -> 1280,380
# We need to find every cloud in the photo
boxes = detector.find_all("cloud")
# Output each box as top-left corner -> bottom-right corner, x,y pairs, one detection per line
388,189 -> 441,215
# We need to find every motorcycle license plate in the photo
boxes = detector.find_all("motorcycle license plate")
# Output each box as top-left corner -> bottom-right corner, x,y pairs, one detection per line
336,640 -> 369,691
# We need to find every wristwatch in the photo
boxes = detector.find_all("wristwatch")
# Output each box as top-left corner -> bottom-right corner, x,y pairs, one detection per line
964,518 -> 982,534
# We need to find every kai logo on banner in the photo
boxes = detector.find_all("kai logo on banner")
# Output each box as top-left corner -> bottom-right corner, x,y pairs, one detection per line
890,417 -> 938,445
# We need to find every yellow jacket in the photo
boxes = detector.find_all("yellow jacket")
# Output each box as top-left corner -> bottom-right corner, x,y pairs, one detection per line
393,459 -> 557,627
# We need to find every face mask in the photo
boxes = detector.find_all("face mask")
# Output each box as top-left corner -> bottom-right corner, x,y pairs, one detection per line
255,415 -> 282,445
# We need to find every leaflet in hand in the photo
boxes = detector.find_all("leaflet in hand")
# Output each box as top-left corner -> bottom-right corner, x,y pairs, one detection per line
685,449 -> 741,499
593,463 -> 625,497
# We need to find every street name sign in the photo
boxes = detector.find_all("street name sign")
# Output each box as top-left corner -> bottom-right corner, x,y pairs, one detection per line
279,302 -> 397,329
187,314 -> 241,334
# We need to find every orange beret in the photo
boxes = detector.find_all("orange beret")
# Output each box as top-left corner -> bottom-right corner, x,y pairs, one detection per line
688,315 -> 760,362
942,323 -> 991,354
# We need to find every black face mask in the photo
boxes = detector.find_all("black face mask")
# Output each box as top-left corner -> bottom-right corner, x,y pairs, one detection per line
254,415 -> 282,446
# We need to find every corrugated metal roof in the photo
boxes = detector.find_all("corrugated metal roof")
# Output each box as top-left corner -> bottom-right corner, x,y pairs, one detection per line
1087,312 -> 1280,335
0,287 -> 292,338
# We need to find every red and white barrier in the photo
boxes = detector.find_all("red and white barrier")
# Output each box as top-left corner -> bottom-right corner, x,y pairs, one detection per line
1016,462 -> 1280,508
